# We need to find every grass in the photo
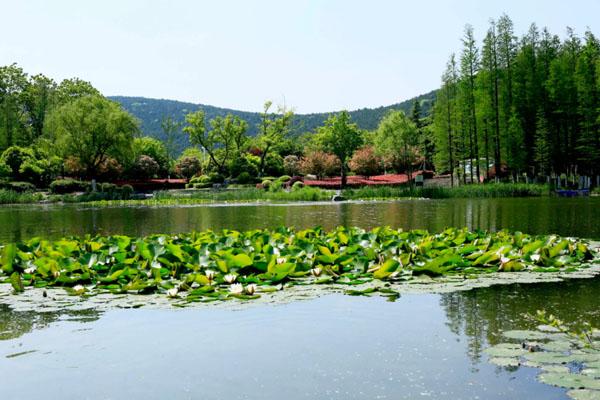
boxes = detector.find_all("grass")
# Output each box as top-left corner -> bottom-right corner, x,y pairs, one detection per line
0,190 -> 44,205
344,183 -> 552,200
0,183 -> 560,206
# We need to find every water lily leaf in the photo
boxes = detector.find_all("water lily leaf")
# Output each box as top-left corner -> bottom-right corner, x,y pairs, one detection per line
225,253 -> 253,269
503,330 -> 554,341
488,357 -> 521,367
539,372 -> 600,390
484,343 -> 526,358
1,243 -> 17,274
567,389 -> 600,400
373,259 -> 400,280
9,272 -> 24,292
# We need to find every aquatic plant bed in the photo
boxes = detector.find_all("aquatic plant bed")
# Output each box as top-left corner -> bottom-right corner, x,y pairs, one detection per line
486,320 -> 600,399
0,227 -> 598,310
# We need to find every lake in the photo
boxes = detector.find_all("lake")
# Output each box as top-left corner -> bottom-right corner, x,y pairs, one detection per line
1,197 -> 599,242
1,197 -> 600,399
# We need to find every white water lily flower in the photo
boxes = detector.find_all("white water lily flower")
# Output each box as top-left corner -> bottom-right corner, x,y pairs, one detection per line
224,274 -> 237,284
311,267 -> 322,277
205,270 -> 216,281
500,256 -> 510,265
151,260 -> 161,269
276,257 -> 286,265
24,266 -> 36,274
410,243 -> 419,253
245,284 -> 257,295
166,288 -> 178,298
229,283 -> 244,294
73,284 -> 85,294
531,254 -> 541,262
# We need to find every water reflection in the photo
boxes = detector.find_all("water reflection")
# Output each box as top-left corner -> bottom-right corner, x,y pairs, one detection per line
441,277 -> 600,364
0,304 -> 101,341
1,197 -> 600,242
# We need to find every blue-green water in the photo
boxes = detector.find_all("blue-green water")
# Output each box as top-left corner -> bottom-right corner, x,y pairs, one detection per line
1,197 -> 600,399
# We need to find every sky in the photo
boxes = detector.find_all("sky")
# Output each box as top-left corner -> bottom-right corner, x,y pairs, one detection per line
1,0 -> 599,113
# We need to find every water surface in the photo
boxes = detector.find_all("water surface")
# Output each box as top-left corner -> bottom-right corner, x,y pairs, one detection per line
5,277 -> 599,399
1,197 -> 599,242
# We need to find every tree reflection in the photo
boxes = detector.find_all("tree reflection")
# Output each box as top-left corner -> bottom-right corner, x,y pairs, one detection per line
441,278 -> 600,363
0,304 -> 101,341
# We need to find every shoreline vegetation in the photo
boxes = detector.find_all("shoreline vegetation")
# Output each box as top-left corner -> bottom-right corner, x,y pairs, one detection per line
1,14 -> 599,214
0,183 -> 568,206
0,227 -> 597,305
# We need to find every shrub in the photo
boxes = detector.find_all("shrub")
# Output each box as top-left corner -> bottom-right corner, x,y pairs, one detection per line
121,184 -> 134,199
236,172 -> 253,184
193,182 -> 212,189
97,157 -> 123,181
278,175 -> 291,183
263,153 -> 284,177
176,156 -> 202,178
100,182 -> 118,194
269,182 -> 283,192
64,156 -> 85,177
0,146 -> 35,180
50,179 -> 89,194
349,146 -> 382,177
133,155 -> 160,179
261,179 -> 272,190
208,172 -> 225,184
292,181 -> 305,191
283,155 -> 301,176
1,181 -> 36,193
229,155 -> 259,178
300,151 -> 340,178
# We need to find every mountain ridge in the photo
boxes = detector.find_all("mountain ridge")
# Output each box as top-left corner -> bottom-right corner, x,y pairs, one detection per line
109,90 -> 436,153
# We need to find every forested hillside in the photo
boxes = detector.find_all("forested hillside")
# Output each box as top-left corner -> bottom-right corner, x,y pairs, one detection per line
433,14 -> 600,181
110,91 -> 436,154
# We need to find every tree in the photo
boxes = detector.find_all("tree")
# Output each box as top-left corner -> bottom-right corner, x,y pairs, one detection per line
132,137 -> 169,176
300,151 -> 340,179
183,111 -> 248,175
134,155 -> 160,179
460,24 -> 481,182
256,101 -> 293,177
314,111 -> 363,187
433,54 -> 459,185
349,146 -> 382,177
160,115 -> 182,166
283,155 -> 301,176
375,110 -> 419,187
0,64 -> 29,149
45,96 -> 138,179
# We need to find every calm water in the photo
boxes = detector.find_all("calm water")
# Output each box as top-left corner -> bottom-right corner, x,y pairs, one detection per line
1,198 -> 600,399
1,197 -> 600,242
3,278 -> 600,399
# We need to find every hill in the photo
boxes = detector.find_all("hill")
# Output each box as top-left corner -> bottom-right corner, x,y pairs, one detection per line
109,90 -> 436,154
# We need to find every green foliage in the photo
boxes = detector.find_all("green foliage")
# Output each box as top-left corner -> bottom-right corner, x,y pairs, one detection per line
132,137 -> 169,175
45,96 -> 138,178
375,110 -> 419,178
434,16 -> 600,179
49,179 -> 89,194
314,111 -> 363,186
0,227 -> 594,302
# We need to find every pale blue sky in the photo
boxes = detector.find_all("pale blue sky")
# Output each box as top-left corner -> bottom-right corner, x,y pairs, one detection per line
1,0 -> 599,113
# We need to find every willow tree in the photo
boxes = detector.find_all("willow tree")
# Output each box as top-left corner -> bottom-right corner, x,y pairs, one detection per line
45,96 -> 138,178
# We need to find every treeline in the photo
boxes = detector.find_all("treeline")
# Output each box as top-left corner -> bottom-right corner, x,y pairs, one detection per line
111,91 -> 436,155
433,15 -> 600,183
0,63 -> 430,189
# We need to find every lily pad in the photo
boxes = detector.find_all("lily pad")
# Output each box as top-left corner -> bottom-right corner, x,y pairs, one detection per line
567,389 -> 600,400
488,357 -> 521,368
539,372 -> 600,390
